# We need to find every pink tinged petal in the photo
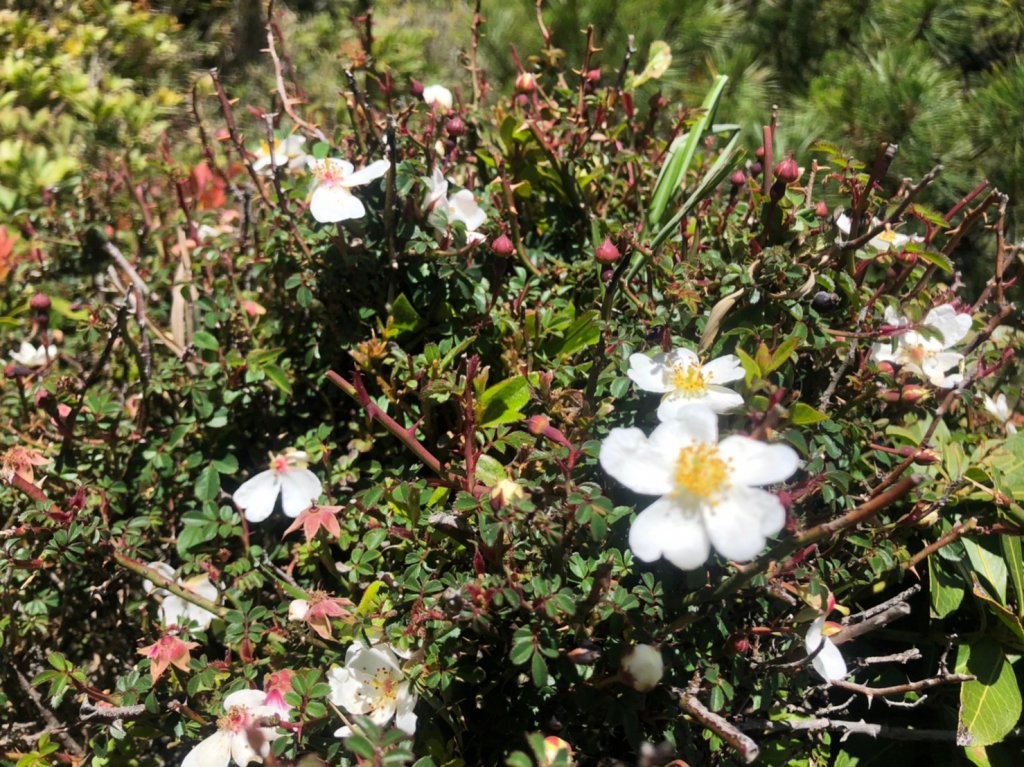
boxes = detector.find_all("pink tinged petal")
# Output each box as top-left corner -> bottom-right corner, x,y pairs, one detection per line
278,468 -> 322,517
343,159 -> 390,188
704,486 -> 785,562
629,497 -> 710,569
448,189 -> 487,231
181,730 -> 233,767
924,304 -> 971,347
626,353 -> 674,393
651,404 -> 719,446
310,184 -> 366,223
717,436 -> 800,486
599,428 -> 674,496
702,355 -> 745,384
805,617 -> 847,681
232,470 -> 282,523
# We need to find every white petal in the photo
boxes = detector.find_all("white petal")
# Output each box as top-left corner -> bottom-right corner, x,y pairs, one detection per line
343,159 -> 390,188
883,306 -> 907,327
422,85 -> 453,109
629,496 -> 710,570
664,348 -> 700,367
835,213 -> 851,235
232,470 -> 282,523
160,595 -> 189,627
924,304 -> 971,347
871,341 -> 898,364
717,436 -> 800,486
181,730 -> 233,767
224,689 -> 268,711
230,732 -> 262,766
394,695 -> 418,734
328,666 -> 365,712
702,355 -> 744,384
423,168 -> 448,209
143,562 -> 177,595
704,486 -> 785,562
699,386 -> 746,414
310,184 -> 366,223
599,428 -> 674,496
921,352 -> 964,387
333,725 -> 353,738
288,599 -> 310,621
650,404 -> 719,447
448,189 -> 487,232
278,468 -> 322,517
805,617 -> 847,681
626,353 -> 673,393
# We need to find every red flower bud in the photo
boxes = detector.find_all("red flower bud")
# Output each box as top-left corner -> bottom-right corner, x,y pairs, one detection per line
409,78 -> 424,98
515,72 -> 537,94
774,156 -> 800,185
490,234 -> 515,256
750,162 -> 763,176
29,293 -> 51,311
755,146 -> 765,159
445,116 -> 466,137
730,170 -> 747,187
595,237 -> 621,264
815,201 -> 829,218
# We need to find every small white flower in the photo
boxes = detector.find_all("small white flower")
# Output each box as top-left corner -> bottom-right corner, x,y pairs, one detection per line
422,84 -> 453,111
252,135 -> 310,173
983,392 -> 1017,435
308,158 -> 389,223
835,213 -> 922,252
142,562 -> 219,630
232,449 -> 322,523
328,642 -> 417,737
627,348 -> 745,419
600,404 -> 799,570
804,616 -> 847,682
287,598 -> 310,622
9,340 -> 56,368
423,167 -> 487,244
872,303 -> 971,388
181,688 -> 281,767
621,644 -> 664,692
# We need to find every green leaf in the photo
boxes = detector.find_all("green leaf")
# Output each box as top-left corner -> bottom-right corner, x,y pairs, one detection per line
734,346 -> 761,383
791,402 -> 829,426
530,651 -> 548,687
474,454 -> 506,487
477,375 -> 533,427
384,293 -> 425,339
628,40 -> 672,90
956,639 -> 1022,747
356,580 -> 387,616
192,330 -> 219,351
647,75 -> 728,227
262,364 -> 293,396
542,310 -> 601,359
505,753 -> 533,767
1001,535 -> 1024,618
194,464 -> 221,503
764,334 -> 801,374
963,536 -> 1008,605
48,296 -> 89,322
929,556 -> 964,618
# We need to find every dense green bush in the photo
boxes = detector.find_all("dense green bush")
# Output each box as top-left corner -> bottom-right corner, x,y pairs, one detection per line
1,3 -> 1022,767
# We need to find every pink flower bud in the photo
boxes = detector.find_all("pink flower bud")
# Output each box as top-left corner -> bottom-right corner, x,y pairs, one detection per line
730,170 -> 747,186
515,72 -> 537,94
409,78 -> 424,98
29,293 -> 51,311
445,116 -> 466,137
595,237 -> 621,264
774,156 -> 800,184
815,201 -> 829,218
490,234 -> 515,256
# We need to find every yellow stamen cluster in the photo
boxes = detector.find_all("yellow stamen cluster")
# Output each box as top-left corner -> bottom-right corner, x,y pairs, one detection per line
877,227 -> 900,244
673,443 -> 729,502
670,363 -> 707,396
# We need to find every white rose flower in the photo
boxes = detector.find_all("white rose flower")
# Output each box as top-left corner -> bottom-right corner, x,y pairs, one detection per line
983,392 -> 1017,435
422,84 -> 453,110
9,340 -> 56,368
423,167 -> 487,244
872,303 -> 971,388
835,213 -> 923,252
328,642 -> 417,737
599,405 -> 799,570
232,449 -> 322,523
181,688 -> 281,767
252,135 -> 310,173
627,348 -> 745,419
620,644 -> 664,692
804,616 -> 847,682
308,158 -> 389,223
142,562 -> 219,630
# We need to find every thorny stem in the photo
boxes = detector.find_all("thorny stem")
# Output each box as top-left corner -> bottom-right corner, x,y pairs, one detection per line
265,0 -> 326,142
840,163 -> 942,253
902,517 -> 978,572
498,167 -> 543,278
114,553 -> 229,619
209,68 -> 272,206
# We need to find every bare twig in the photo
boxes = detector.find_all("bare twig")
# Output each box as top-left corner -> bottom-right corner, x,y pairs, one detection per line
675,687 -> 760,764
16,670 -> 85,756
832,672 -> 973,699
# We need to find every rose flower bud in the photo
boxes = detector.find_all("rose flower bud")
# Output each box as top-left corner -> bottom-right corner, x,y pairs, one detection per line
595,237 -> 621,264
621,644 -> 664,692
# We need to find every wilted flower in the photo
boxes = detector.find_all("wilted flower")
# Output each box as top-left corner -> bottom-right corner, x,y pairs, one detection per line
283,504 -> 343,541
620,644 -> 664,692
181,689 -> 281,767
1,445 -> 49,485
872,304 -> 971,388
309,158 -> 389,223
9,340 -> 56,368
490,478 -> 526,507
804,616 -> 847,682
983,392 -> 1017,435
422,84 -> 453,110
600,404 -> 799,569
327,642 -> 417,737
627,348 -> 745,419
542,736 -> 575,766
138,634 -> 198,682
251,135 -> 310,173
232,449 -> 322,523
836,213 -> 922,252
423,167 -> 487,244
287,592 -> 354,640
143,562 -> 219,630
